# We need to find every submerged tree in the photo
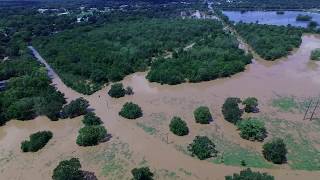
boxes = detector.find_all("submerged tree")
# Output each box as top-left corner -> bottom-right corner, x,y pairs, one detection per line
225,168 -> 274,180
119,102 -> 143,119
263,138 -> 287,164
52,158 -> 84,180
194,106 -> 212,124
242,97 -> 259,113
222,97 -> 242,124
188,136 -> 218,160
169,116 -> 189,136
108,83 -> 126,98
131,167 -> 154,180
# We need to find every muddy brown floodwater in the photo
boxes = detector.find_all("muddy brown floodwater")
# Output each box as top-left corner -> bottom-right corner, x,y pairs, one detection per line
1,34 -> 320,180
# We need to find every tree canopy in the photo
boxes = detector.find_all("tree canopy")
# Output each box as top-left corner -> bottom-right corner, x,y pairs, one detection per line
169,116 -> 189,136
263,138 -> 287,164
21,131 -> 53,152
188,136 -> 218,160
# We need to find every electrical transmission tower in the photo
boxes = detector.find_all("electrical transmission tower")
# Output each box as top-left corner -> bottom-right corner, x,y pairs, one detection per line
303,97 -> 320,121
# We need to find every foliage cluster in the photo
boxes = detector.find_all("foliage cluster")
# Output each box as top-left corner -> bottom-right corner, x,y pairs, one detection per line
76,125 -> 107,146
169,116 -> 189,136
52,158 -> 84,180
193,106 -> 212,124
61,98 -> 89,119
119,102 -> 143,119
235,23 -> 302,60
225,168 -> 274,180
188,136 -> 218,160
21,131 -> 53,152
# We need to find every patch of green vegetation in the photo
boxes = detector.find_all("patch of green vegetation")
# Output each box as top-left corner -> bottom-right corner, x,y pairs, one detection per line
311,48 -> 320,61
101,160 -> 126,178
203,131 -> 272,168
235,23 -> 302,60
271,95 -> 318,113
155,169 -> 180,180
265,117 -> 320,170
178,168 -> 192,176
136,122 -> 157,135
271,96 -> 298,112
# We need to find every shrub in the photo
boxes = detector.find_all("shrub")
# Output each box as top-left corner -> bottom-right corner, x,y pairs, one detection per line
61,98 -> 89,119
52,158 -> 84,180
296,14 -> 312,21
188,136 -> 218,160
131,167 -> 154,180
222,97 -> 242,124
225,168 -> 274,180
76,125 -> 107,146
119,102 -> 143,119
169,117 -> 189,136
193,106 -> 212,124
311,48 -> 320,61
242,97 -> 258,113
237,118 -> 267,141
262,138 -> 287,164
108,83 -> 125,98
21,131 -> 53,152
125,86 -> 134,95
82,112 -> 102,126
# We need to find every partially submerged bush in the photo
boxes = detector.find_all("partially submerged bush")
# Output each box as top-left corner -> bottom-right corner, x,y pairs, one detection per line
237,118 -> 267,141
76,125 -> 107,146
194,106 -> 212,124
108,83 -> 125,98
222,97 -> 242,124
131,167 -> 154,180
61,98 -> 89,119
119,102 -> 143,119
311,48 -> 320,61
188,136 -> 218,160
21,131 -> 53,152
125,86 -> 134,95
225,168 -> 274,180
263,138 -> 287,164
82,112 -> 102,126
52,158 -> 84,180
169,116 -> 189,136
242,97 -> 258,113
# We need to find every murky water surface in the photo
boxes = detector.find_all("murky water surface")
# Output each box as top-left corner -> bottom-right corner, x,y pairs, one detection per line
1,35 -> 320,179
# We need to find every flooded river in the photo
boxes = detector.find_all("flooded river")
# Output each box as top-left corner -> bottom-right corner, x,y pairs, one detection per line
1,35 -> 320,179
224,11 -> 320,28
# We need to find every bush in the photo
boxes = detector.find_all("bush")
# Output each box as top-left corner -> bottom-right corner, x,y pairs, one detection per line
108,83 -> 125,98
125,86 -> 134,95
82,112 -> 102,126
61,98 -> 89,119
311,48 -> 320,61
222,97 -> 242,124
119,102 -> 143,119
131,167 -> 154,180
76,125 -> 107,146
21,131 -> 53,152
237,118 -> 267,141
242,97 -> 258,113
169,117 -> 189,136
225,168 -> 274,180
262,138 -> 287,164
52,158 -> 84,180
194,106 -> 212,124
188,136 -> 218,160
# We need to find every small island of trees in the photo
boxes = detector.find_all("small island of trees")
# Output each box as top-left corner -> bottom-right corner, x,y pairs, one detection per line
188,136 -> 218,160
119,102 -> 143,119
296,14 -> 312,21
169,116 -> 189,136
21,131 -> 53,152
311,48 -> 320,60
194,106 -> 212,124
263,138 -> 287,164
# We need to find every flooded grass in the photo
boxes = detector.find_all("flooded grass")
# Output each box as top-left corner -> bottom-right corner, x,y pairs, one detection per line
136,122 -> 157,135
264,116 -> 320,170
272,96 -> 299,112
211,135 -> 272,168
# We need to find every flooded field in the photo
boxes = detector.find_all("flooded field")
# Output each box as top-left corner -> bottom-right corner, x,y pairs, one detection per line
224,11 -> 320,28
1,35 -> 320,179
